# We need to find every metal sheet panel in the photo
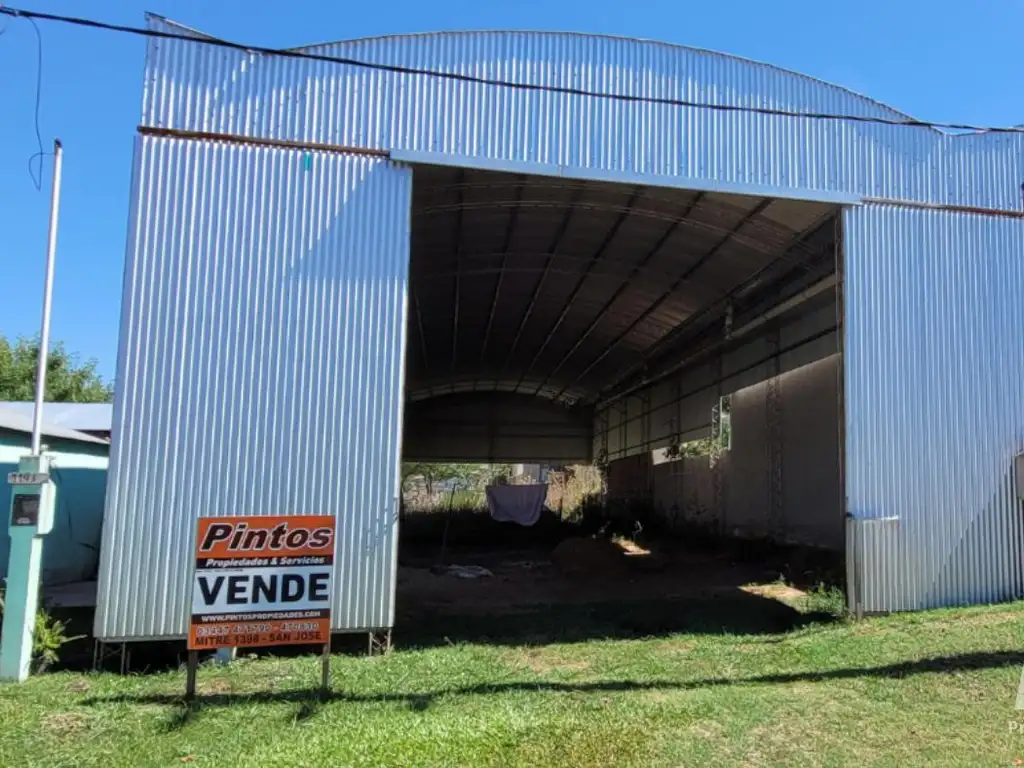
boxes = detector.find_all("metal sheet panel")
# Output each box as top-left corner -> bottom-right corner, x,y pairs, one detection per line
142,22 -> 1024,210
844,204 -> 1024,609
846,516 -> 909,613
402,393 -> 593,463
591,299 -> 838,461
95,136 -> 412,640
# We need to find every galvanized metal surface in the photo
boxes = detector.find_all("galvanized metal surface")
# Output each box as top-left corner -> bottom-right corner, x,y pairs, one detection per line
95,136 -> 411,640
844,205 -> 1024,610
108,19 -> 1024,623
846,516 -> 907,615
144,21 -> 1024,210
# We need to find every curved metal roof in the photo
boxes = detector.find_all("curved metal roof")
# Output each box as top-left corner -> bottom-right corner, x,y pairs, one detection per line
293,29 -> 915,124
405,165 -> 838,405
146,15 -> 1023,210
137,16 -> 1024,408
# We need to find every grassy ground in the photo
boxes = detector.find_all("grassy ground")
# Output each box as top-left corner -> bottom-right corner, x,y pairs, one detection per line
4,598 -> 1024,766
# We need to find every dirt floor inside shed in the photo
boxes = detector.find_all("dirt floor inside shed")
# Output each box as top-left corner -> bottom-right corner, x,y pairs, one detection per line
399,540 -> 771,612
394,537 -> 828,643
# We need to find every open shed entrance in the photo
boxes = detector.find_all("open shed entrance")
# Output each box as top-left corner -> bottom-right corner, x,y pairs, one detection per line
399,163 -> 846,642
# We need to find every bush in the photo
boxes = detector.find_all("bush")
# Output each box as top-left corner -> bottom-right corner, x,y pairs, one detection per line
0,586 -> 84,672
802,583 -> 848,620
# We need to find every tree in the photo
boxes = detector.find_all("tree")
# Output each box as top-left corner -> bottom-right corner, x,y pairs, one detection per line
401,463 -> 481,497
0,336 -> 113,403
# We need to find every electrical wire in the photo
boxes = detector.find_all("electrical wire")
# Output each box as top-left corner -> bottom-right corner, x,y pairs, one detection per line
25,14 -> 46,190
2,5 -> 1023,135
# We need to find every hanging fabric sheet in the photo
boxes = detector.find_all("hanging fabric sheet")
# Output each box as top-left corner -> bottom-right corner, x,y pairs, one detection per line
485,484 -> 548,527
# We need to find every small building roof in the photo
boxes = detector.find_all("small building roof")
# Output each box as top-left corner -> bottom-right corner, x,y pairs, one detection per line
0,402 -> 113,433
0,405 -> 110,446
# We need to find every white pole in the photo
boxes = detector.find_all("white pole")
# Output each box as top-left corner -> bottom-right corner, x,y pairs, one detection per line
30,139 -> 64,456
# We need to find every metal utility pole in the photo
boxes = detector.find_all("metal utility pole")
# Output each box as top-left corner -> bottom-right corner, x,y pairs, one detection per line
1,139 -> 64,682
31,139 -> 64,455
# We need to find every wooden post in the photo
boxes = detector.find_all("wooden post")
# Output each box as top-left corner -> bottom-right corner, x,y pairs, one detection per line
437,486 -> 456,567
185,650 -> 198,701
320,641 -> 331,698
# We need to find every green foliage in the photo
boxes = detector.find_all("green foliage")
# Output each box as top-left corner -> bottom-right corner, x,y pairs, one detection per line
663,436 -> 720,460
31,610 -> 84,673
802,582 -> 849,620
0,588 -> 83,672
401,463 -> 507,495
0,335 -> 113,403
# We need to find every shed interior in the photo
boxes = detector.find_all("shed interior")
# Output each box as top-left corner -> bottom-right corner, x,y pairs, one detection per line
399,163 -> 846,636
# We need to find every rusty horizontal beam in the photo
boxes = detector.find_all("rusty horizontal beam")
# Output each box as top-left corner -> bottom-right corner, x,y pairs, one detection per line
138,125 -> 390,157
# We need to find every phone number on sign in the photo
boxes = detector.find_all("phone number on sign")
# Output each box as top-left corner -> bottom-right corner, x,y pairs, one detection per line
195,623 -> 271,638
279,622 -> 320,632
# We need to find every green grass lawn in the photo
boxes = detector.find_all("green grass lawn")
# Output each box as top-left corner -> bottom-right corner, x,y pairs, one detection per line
4,598 -> 1024,766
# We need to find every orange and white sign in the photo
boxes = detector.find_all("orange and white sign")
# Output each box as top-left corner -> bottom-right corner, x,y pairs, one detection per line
188,516 -> 336,651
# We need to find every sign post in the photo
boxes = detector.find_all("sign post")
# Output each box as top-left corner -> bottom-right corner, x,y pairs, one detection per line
186,515 -> 337,699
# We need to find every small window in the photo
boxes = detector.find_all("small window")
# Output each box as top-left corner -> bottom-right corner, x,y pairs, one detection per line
717,395 -> 732,451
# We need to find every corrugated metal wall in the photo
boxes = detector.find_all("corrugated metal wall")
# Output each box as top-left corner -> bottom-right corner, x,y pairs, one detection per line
724,355 -> 842,549
403,393 -> 593,463
846,517 -> 909,614
844,204 -> 1024,610
142,21 -> 1023,210
594,299 -> 838,462
616,354 -> 843,551
95,136 -> 411,640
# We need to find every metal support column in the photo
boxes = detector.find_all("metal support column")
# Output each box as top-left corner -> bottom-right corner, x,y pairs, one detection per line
766,328 -> 785,538
711,353 -> 726,535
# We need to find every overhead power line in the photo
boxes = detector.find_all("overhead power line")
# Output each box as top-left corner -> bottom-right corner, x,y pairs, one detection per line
25,15 -> 46,190
2,5 -> 1023,135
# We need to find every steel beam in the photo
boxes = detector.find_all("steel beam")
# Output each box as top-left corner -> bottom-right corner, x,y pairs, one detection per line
596,208 -> 836,398
474,176 -> 526,391
554,199 -> 773,401
534,192 -> 704,398
516,187 -> 643,396
414,252 -> 683,285
411,287 -> 430,377
494,184 -> 587,391
449,170 -> 465,390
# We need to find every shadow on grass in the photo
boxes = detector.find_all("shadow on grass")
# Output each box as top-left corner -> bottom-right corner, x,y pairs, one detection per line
83,649 -> 1024,728
50,590 -> 837,674
395,592 -> 836,649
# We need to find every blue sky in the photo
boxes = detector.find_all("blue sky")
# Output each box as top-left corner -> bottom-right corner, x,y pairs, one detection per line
0,0 -> 1020,382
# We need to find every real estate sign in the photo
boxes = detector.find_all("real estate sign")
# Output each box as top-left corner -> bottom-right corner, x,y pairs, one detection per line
188,516 -> 336,650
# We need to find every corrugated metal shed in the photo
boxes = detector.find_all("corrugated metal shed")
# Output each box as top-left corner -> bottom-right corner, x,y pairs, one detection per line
95,17 -> 1024,639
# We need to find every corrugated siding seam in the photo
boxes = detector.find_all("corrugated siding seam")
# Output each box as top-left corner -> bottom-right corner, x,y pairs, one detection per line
846,517 -> 908,613
844,204 -> 1024,610
95,136 -> 411,640
143,21 -> 1024,209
